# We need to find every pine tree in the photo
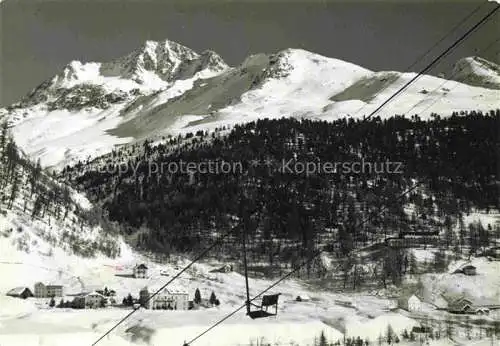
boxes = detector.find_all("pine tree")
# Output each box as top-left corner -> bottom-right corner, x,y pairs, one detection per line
445,320 -> 453,339
125,293 -> 133,306
408,252 -> 418,274
194,288 -> 201,304
0,121 -> 8,160
386,324 -> 395,344
209,291 -> 217,305
30,158 -> 42,197
401,329 -> 409,340
49,297 -> 56,307
8,168 -> 20,209
319,331 -> 327,346
458,215 -> 466,252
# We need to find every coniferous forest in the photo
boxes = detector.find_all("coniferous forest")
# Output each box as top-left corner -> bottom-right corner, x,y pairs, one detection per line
61,110 -> 499,273
0,121 -> 120,257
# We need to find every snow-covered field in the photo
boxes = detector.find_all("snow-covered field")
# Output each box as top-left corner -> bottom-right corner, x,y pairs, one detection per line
3,214 -> 499,346
1,187 -> 498,345
0,207 -> 425,346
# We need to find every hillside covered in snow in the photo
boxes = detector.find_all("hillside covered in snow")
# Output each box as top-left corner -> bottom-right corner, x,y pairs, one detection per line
0,124 -> 124,295
1,39 -> 499,169
451,56 -> 500,90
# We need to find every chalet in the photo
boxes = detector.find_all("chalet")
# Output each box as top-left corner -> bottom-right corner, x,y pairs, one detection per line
139,286 -> 189,310
398,294 -> 423,312
34,282 -> 64,298
6,287 -> 34,299
452,264 -> 477,276
72,291 -> 106,309
445,294 -> 492,314
133,264 -> 148,278
448,296 -> 474,313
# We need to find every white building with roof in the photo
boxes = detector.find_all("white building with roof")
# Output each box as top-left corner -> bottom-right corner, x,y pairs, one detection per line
73,291 -> 106,309
398,294 -> 423,312
139,285 -> 189,310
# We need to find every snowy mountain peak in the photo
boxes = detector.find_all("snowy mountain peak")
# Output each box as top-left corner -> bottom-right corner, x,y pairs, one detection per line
451,56 -> 500,89
101,39 -> 229,84
52,60 -> 102,88
6,39 -> 230,113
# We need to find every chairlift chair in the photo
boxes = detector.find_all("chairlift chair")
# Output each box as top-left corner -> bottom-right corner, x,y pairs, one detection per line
246,293 -> 281,319
241,209 -> 281,319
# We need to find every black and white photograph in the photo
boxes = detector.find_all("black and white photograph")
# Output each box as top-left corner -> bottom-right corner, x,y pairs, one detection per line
0,0 -> 499,345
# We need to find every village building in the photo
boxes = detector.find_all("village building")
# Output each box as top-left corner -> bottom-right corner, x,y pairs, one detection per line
34,282 -> 64,298
133,264 -> 148,278
72,291 -> 106,309
447,296 -> 474,313
445,295 -> 491,315
6,287 -> 34,299
397,294 -> 423,312
452,264 -> 477,276
139,286 -> 189,310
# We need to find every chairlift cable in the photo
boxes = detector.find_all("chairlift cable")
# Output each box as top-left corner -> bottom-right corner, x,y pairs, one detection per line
92,3 -> 499,345
181,4 -> 499,344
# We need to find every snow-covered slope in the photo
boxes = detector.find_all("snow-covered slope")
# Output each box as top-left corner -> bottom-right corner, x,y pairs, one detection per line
0,234 -> 416,346
2,39 -> 229,169
3,40 -> 499,169
419,257 -> 500,307
451,56 -> 500,90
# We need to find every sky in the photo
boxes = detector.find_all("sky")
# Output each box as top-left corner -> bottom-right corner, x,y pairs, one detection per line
0,0 -> 498,107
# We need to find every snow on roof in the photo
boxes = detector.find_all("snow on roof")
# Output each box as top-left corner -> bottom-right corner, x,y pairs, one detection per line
78,291 -> 105,298
144,285 -> 188,295
7,287 -> 31,295
461,265 -> 476,269
166,287 -> 189,295
35,281 -> 64,287
398,290 -> 423,302
439,291 -> 494,307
